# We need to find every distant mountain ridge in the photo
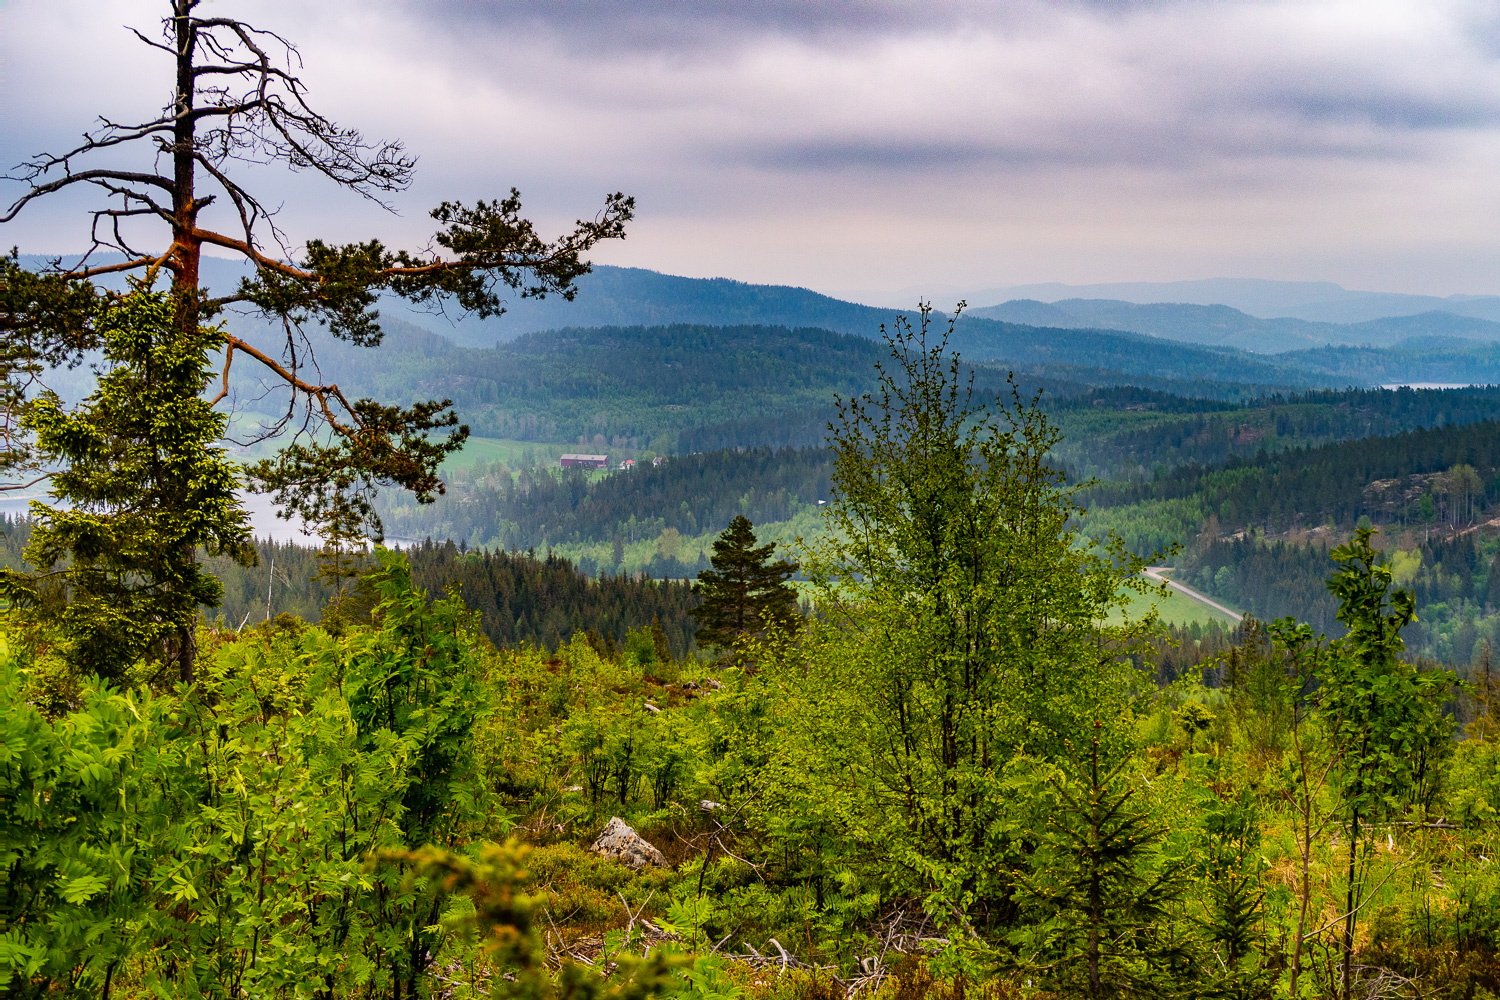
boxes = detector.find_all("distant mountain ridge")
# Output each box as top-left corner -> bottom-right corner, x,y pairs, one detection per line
16,253 -> 905,346
14,254 -> 1492,387
946,277 -> 1500,324
967,299 -> 1500,353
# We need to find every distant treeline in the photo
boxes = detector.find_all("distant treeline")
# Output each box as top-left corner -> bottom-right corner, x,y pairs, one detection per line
1,516 -> 701,656
378,446 -> 835,552
1056,385 -> 1500,478
1180,528 -> 1500,665
228,538 -> 703,656
1088,419 -> 1500,537
406,540 -> 701,657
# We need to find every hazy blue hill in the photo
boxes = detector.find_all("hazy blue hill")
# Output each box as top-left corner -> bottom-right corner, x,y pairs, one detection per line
397,267 -> 1500,359
966,276 -> 1500,324
968,299 -> 1081,328
969,299 -> 1337,352
947,316 -> 1330,388
1346,311 -> 1500,343
17,252 -> 1472,391
1291,295 -> 1500,325
970,298 -> 1500,353
385,265 -> 908,346
18,253 -> 905,345
1277,337 -> 1500,385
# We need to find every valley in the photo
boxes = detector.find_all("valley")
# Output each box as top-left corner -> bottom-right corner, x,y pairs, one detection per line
146,265 -> 1500,670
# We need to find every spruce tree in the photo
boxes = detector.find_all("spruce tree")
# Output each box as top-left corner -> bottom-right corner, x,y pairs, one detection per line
0,287 -> 253,682
691,515 -> 798,650
1012,723 -> 1191,999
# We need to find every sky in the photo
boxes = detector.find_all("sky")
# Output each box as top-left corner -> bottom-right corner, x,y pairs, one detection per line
5,0 -> 1500,300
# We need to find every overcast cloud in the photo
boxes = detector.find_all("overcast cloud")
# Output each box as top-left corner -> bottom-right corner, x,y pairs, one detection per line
4,0 -> 1500,299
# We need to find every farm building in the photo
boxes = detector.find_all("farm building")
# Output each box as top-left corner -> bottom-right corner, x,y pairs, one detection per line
560,453 -> 609,470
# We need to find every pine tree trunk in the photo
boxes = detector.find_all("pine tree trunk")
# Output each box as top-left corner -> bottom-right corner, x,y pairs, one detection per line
168,0 -> 203,683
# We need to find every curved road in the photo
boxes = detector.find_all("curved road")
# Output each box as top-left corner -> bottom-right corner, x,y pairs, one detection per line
1143,566 -> 1244,622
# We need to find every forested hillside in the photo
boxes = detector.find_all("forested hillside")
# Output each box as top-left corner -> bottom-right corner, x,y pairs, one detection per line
226,322 -> 1043,453
1052,384 -> 1500,477
367,385 -> 1500,558
1176,529 -> 1500,658
224,319 -> 1317,458
378,447 -> 833,554
1281,337 -> 1500,384
972,297 -> 1500,352
18,3 -> 1500,995
1088,418 -> 1500,547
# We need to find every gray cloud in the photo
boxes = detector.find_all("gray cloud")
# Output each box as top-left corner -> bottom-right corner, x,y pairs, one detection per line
396,0 -> 1500,175
402,0 -> 989,52
5,0 -> 1500,295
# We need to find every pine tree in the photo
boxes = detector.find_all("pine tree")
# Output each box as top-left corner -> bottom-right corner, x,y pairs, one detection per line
1,0 -> 631,680
691,515 -> 797,650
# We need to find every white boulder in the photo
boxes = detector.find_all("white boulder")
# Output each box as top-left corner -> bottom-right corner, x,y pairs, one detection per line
590,817 -> 667,870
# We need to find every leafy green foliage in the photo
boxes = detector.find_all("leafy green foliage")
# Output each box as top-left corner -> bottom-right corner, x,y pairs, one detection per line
0,252 -> 105,491
1318,528 -> 1458,991
0,550 -> 492,998
390,840 -> 681,1000
13,280 -> 1500,998
790,304 -> 1158,924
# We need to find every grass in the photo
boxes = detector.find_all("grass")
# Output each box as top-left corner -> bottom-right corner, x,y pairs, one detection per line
1113,577 -> 1241,627
440,436 -> 577,472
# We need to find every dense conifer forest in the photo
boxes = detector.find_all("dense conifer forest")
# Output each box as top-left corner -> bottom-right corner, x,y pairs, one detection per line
376,447 -> 835,555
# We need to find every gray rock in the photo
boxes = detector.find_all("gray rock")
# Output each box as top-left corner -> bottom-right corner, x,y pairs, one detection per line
590,817 -> 667,870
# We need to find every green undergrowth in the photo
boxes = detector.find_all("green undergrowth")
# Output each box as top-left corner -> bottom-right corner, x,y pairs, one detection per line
8,548 -> 1500,998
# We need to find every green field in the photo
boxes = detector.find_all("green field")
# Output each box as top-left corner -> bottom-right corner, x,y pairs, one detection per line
1113,576 -> 1241,627
440,436 -> 574,472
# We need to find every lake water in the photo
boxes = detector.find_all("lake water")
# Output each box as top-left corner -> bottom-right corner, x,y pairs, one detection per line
1379,382 -> 1495,390
3,488 -> 322,546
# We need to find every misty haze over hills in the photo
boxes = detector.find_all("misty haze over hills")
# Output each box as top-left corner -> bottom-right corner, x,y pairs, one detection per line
966,299 -> 1500,353
856,277 -> 1500,325
21,255 -> 1500,377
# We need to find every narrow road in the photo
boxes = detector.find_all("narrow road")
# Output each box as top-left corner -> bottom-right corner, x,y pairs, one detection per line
1143,566 -> 1244,622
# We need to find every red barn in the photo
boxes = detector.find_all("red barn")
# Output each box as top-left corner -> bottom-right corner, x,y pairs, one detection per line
560,453 -> 608,470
